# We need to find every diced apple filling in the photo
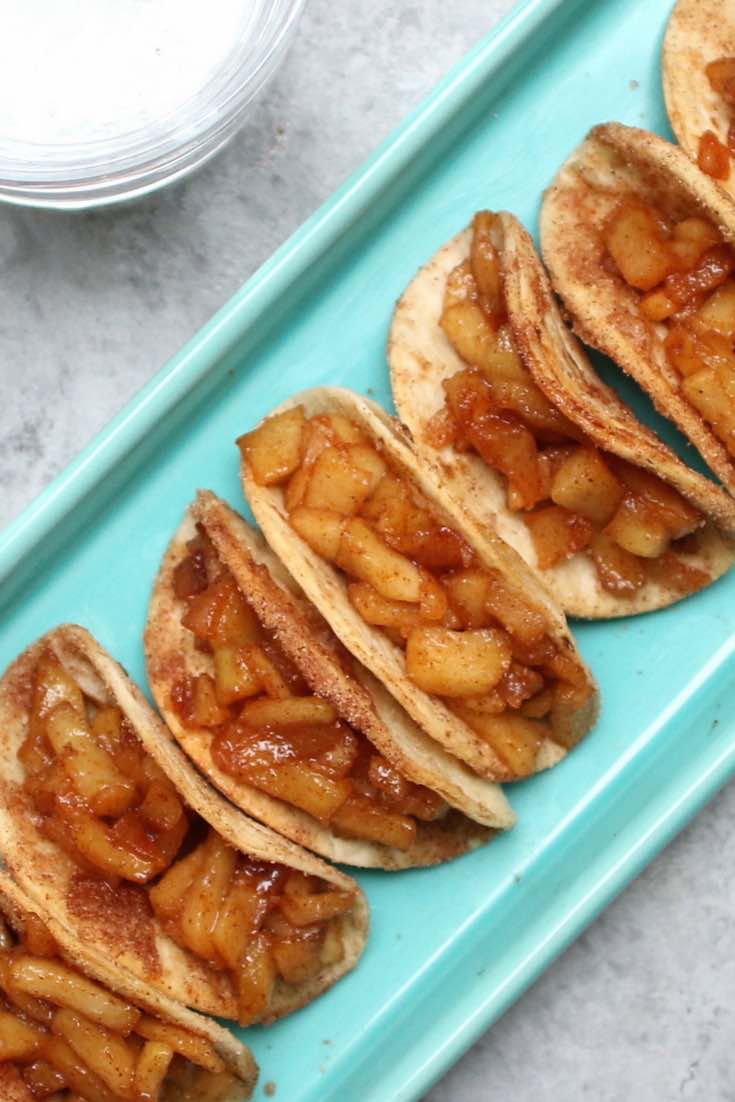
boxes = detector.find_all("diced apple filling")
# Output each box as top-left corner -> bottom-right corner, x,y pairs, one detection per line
421,210 -> 710,600
603,196 -> 735,469
20,647 -> 355,1024
241,396 -> 597,776
170,525 -> 447,847
0,907 -> 245,1102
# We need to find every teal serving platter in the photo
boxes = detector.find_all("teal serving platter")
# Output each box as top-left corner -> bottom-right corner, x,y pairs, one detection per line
2,0 -> 734,1099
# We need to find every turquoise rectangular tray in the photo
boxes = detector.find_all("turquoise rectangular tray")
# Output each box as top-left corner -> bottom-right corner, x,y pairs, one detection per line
2,0 -> 734,1098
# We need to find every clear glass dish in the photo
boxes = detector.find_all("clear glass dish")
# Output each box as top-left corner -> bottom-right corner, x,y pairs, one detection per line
0,0 -> 305,210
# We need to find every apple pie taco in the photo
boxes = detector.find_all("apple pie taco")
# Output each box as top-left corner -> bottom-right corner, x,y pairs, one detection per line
0,625 -> 368,1029
240,387 -> 599,784
388,208 -> 735,619
145,490 -> 502,868
0,869 -> 257,1102
541,122 -> 735,504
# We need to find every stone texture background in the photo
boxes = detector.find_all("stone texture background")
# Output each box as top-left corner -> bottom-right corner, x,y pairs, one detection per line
2,2 -> 733,1099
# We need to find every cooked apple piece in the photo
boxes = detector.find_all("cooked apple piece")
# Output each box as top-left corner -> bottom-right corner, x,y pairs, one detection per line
665,324 -> 735,379
664,245 -> 735,310
646,551 -> 710,595
484,573 -> 548,646
0,1009 -> 43,1061
213,646 -> 261,705
190,673 -> 230,727
524,505 -> 594,569
346,444 -> 387,493
440,301 -> 498,367
139,780 -> 184,832
336,518 -> 423,602
589,532 -> 646,595
470,210 -> 504,318
604,202 -> 677,291
182,572 -> 260,647
289,506 -> 346,562
456,692 -> 505,717
418,572 -> 448,622
331,793 -> 417,850
466,408 -> 545,510
246,646 -> 293,699
272,935 -> 324,984
604,496 -> 670,558
405,626 -> 511,698
173,548 -> 208,600
20,1062 -> 67,1097
248,760 -> 351,821
240,696 -> 337,728
550,446 -> 624,525
476,324 -> 529,385
284,465 -> 311,511
52,1007 -> 136,1099
31,652 -> 86,730
279,888 -> 355,927
347,582 -> 421,632
485,376 -> 577,440
443,569 -> 491,629
444,259 -> 479,309
69,813 -> 162,883
45,703 -> 136,818
89,705 -> 125,757
671,217 -> 722,269
10,957 -> 140,1033
610,461 -> 702,538
497,662 -> 545,709
212,875 -> 268,971
519,686 -> 554,719
453,708 -> 548,776
698,130 -> 730,180
134,1040 -> 174,1101
20,916 -> 57,960
238,406 -> 306,486
135,1017 -> 225,1073
41,1034 -> 122,1102
640,287 -> 677,321
149,846 -> 205,920
549,681 -> 594,748
696,279 -> 735,337
180,833 -> 237,965
302,446 -> 376,515
236,934 -> 277,1027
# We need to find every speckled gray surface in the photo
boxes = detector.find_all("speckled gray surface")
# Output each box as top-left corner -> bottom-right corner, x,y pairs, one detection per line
3,2 -> 735,1100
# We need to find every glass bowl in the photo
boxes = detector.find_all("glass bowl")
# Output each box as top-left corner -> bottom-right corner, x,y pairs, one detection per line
0,0 -> 305,210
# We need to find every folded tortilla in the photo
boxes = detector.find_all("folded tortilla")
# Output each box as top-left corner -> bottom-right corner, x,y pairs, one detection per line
541,121 -> 735,500
388,210 -> 735,618
663,0 -> 735,201
146,490 -> 501,861
241,387 -> 599,784
0,869 -> 257,1101
0,625 -> 368,1022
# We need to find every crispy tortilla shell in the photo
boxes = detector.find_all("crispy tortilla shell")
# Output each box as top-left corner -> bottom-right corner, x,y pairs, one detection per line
0,625 -> 368,1022
541,121 -> 735,501
0,869 -> 257,1100
663,0 -> 735,202
242,387 -> 599,785
388,211 -> 735,618
146,490 -> 496,866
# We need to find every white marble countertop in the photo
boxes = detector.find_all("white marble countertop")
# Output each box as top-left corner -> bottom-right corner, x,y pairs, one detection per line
2,2 -> 733,1099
